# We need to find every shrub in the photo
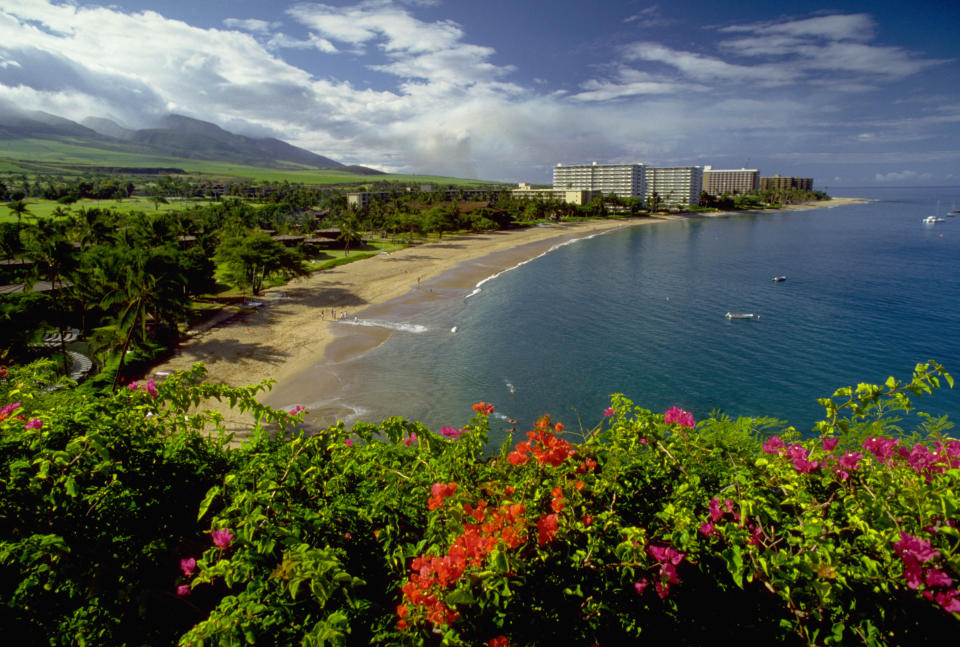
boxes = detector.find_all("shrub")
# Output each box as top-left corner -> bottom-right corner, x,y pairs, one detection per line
0,361 -> 957,645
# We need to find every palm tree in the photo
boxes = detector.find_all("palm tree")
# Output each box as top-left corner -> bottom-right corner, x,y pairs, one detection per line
5,199 -> 32,239
100,247 -> 188,390
22,218 -> 78,374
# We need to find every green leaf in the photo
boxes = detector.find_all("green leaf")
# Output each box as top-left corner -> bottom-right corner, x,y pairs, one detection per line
722,545 -> 744,588
197,486 -> 220,521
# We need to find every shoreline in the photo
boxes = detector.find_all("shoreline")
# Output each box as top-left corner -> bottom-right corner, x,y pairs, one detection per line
153,216 -> 676,436
153,197 -> 865,437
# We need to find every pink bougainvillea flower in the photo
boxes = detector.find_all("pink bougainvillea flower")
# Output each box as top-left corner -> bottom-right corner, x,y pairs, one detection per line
127,381 -> 139,391
403,433 -> 418,447
822,437 -> 839,452
633,579 -> 648,595
925,568 -> 954,588
211,529 -> 234,548
663,406 -> 695,428
344,438 -> 353,447
0,402 -> 22,421
700,521 -> 716,537
288,405 -> 307,416
935,591 -> 960,614
762,435 -> 785,454
0,366 -> 7,378
180,557 -> 196,577
440,426 -> 466,440
25,418 -> 43,430
603,407 -> 614,417
893,532 -> 940,563
176,584 -> 191,597
143,378 -> 158,398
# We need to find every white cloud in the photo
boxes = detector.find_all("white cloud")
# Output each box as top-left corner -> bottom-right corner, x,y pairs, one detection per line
874,169 -> 932,182
223,18 -> 280,34
287,1 -> 462,54
719,13 -> 877,41
267,32 -> 338,53
0,2 -> 955,183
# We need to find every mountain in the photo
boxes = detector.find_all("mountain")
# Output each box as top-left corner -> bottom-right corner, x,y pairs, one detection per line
0,107 -> 106,141
80,116 -> 136,140
0,106 -> 383,175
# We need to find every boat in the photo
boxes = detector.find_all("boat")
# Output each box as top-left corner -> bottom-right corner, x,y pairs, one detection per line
772,275 -> 787,282
725,312 -> 756,320
922,215 -> 944,224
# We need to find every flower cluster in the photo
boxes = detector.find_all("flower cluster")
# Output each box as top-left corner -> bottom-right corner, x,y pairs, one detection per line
127,379 -> 158,398
634,544 -> 685,599
507,416 -> 575,467
766,434 -> 960,480
399,495 -> 528,631
211,528 -> 234,548
663,406 -> 695,428
440,426 -> 466,441
287,405 -> 308,416
762,436 -> 819,473
0,402 -> 22,423
472,401 -> 494,415
427,482 -> 458,511
893,532 -> 960,613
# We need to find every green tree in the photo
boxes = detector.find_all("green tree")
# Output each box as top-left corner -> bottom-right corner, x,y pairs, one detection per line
100,246 -> 190,390
21,218 -> 78,374
5,199 -> 32,239
215,232 -> 307,295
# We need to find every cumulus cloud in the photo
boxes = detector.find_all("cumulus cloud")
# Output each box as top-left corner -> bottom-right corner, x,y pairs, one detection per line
0,1 -> 954,183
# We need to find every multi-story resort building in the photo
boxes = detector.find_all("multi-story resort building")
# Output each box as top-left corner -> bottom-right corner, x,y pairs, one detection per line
759,175 -> 814,192
701,166 -> 759,196
552,162 -> 646,199
644,166 -> 703,207
511,183 -> 602,205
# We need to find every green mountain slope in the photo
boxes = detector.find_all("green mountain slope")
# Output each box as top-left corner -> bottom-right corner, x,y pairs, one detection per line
0,107 -> 384,175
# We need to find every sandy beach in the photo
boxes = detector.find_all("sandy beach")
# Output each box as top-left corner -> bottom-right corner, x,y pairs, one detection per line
153,198 -> 866,436
153,216 -> 674,434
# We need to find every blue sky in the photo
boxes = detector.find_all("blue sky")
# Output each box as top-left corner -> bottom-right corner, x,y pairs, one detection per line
1,0 -> 958,186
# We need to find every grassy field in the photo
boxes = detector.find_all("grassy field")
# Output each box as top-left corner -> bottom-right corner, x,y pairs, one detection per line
0,138 -> 500,188
0,196 -> 223,222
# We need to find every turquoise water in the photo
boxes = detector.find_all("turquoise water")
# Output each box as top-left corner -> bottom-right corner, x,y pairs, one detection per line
308,187 -> 960,443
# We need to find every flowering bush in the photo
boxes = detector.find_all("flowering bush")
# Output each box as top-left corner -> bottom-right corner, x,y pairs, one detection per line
0,360 -> 957,646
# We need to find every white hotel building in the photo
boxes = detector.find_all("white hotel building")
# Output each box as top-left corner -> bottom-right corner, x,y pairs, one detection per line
552,162 -> 646,199
644,166 -> 703,207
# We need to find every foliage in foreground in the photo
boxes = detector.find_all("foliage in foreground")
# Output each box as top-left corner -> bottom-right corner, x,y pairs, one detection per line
0,360 -> 958,646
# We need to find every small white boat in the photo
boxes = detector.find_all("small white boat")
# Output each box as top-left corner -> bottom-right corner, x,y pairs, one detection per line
725,312 -> 756,320
772,275 -> 787,282
922,215 -> 943,224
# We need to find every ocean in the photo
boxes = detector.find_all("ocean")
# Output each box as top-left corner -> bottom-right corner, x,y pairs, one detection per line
283,187 -> 960,446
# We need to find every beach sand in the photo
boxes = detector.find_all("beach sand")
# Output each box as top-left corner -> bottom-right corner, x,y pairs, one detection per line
152,198 -> 866,437
152,216 -> 673,436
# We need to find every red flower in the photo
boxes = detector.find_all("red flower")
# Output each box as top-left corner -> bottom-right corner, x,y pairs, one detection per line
536,514 -> 559,545
472,402 -> 495,415
487,636 -> 513,647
